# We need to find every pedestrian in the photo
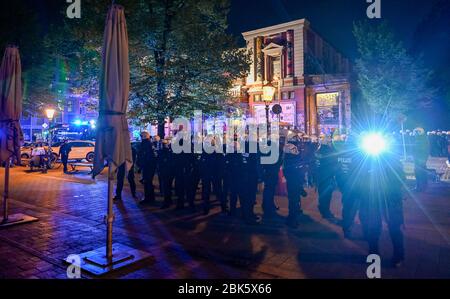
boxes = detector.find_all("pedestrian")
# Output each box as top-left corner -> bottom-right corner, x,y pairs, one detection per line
315,134 -> 337,220
114,142 -> 138,200
137,131 -> 157,204
412,127 -> 429,192
59,140 -> 71,173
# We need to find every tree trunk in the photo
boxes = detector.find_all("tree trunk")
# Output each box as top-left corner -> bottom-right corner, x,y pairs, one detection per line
157,117 -> 166,138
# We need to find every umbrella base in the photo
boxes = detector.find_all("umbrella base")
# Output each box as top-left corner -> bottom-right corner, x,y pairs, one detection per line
0,213 -> 39,228
69,243 -> 152,276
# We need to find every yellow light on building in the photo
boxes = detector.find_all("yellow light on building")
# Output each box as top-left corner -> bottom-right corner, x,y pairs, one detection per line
262,83 -> 276,103
45,108 -> 56,120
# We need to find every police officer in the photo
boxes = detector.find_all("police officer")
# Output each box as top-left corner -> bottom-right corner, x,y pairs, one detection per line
223,139 -> 242,217
185,142 -> 201,211
282,132 -> 308,228
315,134 -> 337,220
239,140 -> 260,224
335,134 -> 362,238
199,136 -> 225,215
152,135 -> 164,194
159,138 -> 175,209
137,131 -> 157,204
412,127 -> 429,192
261,139 -> 283,219
359,143 -> 406,267
59,140 -> 71,173
114,143 -> 138,200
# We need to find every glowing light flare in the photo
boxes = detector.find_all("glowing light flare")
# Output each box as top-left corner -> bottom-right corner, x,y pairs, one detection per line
360,132 -> 388,156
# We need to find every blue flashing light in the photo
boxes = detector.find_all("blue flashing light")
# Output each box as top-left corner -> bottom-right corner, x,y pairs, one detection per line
360,132 -> 388,156
73,119 -> 82,126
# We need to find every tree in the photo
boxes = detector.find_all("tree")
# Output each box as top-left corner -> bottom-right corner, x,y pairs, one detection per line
0,0 -> 56,115
353,21 -> 434,125
412,0 -> 450,128
126,0 -> 250,137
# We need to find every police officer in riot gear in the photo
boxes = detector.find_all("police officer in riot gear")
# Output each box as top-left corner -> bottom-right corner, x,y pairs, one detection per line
335,134 -> 362,238
186,141 -> 201,211
114,143 -> 138,200
315,134 -> 338,220
261,138 -> 283,219
239,140 -> 260,224
137,131 -> 157,204
358,136 -> 406,267
282,132 -> 308,228
159,138 -> 175,209
199,136 -> 225,215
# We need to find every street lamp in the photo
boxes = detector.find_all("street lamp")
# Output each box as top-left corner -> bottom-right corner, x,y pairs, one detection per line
45,108 -> 56,149
262,82 -> 276,132
45,108 -> 56,121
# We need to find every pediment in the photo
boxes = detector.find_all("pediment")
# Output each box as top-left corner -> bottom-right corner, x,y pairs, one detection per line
262,42 -> 284,56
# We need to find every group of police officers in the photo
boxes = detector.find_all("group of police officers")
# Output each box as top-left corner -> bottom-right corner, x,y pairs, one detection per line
114,129 -> 406,267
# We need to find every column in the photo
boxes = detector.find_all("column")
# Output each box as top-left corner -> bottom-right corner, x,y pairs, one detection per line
286,30 -> 294,78
255,36 -> 264,82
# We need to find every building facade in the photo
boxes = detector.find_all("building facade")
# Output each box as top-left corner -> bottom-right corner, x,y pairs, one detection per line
238,19 -> 351,136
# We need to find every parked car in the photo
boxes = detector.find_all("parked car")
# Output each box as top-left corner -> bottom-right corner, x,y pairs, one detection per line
51,140 -> 96,162
21,140 -> 95,162
20,142 -> 49,160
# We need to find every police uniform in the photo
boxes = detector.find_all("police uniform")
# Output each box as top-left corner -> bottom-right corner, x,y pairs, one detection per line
315,142 -> 337,219
335,140 -> 362,237
239,144 -> 260,224
223,151 -> 242,216
199,149 -> 225,215
185,149 -> 201,210
115,144 -> 137,200
282,138 -> 307,228
358,152 -> 405,266
261,140 -> 283,218
59,142 -> 71,173
158,141 -> 175,208
137,138 -> 157,203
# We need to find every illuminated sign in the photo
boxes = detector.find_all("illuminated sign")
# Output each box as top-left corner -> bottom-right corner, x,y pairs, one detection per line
316,92 -> 339,107
253,102 -> 296,126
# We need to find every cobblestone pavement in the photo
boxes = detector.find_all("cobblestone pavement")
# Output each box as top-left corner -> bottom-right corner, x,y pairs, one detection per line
0,166 -> 449,279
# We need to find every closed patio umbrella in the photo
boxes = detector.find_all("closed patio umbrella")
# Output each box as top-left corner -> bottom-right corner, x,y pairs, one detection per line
73,5 -> 150,275
0,45 -> 38,227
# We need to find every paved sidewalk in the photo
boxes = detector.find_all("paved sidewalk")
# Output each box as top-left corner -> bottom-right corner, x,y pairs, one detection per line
0,166 -> 449,279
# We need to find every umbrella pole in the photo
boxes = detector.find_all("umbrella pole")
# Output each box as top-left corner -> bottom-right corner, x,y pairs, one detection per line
2,158 -> 10,222
0,157 -> 38,227
106,164 -> 114,261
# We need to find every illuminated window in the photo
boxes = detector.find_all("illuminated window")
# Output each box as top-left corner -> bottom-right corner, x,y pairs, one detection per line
67,100 -> 73,112
289,91 -> 295,99
254,94 -> 261,102
282,92 -> 288,100
271,56 -> 281,81
316,92 -> 339,128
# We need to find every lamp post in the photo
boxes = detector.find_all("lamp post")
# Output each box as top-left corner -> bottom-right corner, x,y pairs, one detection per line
262,82 -> 276,133
45,108 -> 55,145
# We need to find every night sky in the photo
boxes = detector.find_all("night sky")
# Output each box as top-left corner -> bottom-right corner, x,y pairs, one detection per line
228,0 -> 440,59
